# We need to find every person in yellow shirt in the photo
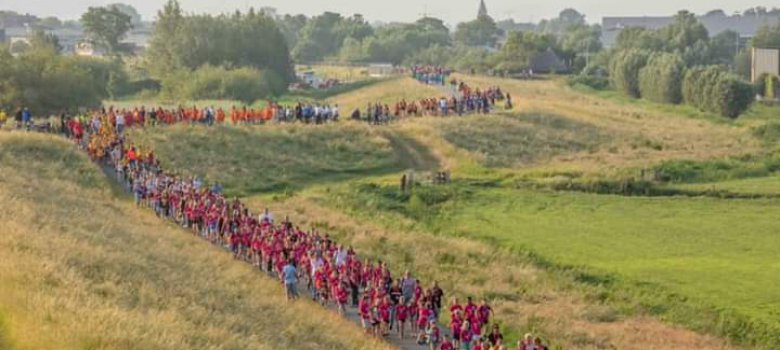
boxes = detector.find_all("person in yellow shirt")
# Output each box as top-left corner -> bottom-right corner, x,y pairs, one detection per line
0,110 -> 8,128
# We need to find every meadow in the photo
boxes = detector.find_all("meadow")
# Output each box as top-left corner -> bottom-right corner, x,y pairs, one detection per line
4,73 -> 780,349
0,132 -> 394,350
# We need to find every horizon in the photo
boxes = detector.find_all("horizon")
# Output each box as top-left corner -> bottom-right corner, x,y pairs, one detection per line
2,0 -> 779,26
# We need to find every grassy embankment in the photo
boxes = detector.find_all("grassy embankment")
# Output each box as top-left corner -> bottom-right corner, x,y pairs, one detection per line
100,75 -> 780,348
0,133 -> 394,350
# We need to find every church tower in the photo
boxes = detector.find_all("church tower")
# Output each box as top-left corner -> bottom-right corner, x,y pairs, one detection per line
477,0 -> 489,19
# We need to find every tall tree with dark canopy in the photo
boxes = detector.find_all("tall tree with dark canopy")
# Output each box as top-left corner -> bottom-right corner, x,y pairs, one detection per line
80,5 -> 134,55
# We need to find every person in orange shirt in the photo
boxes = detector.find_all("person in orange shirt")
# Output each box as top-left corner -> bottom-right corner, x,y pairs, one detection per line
230,106 -> 238,124
216,108 -> 225,124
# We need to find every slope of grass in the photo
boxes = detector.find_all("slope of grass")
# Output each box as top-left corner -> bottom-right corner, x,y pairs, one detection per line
335,180 -> 780,348
328,77 -> 444,114
0,133 -> 392,350
456,74 -> 762,176
440,113 -> 610,168
128,123 -> 408,196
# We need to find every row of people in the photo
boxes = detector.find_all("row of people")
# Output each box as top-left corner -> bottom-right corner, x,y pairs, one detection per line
67,108 -> 548,350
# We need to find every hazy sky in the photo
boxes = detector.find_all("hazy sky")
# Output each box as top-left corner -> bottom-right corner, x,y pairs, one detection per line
2,0 -> 777,25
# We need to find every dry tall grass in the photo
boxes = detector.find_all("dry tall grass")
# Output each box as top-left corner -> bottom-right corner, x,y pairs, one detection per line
454,74 -> 762,175
0,132 -> 394,350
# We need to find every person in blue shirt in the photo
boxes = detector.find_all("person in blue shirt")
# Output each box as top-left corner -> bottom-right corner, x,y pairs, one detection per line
21,107 -> 31,130
282,259 -> 298,300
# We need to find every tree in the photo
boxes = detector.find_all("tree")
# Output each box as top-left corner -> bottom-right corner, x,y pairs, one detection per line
292,12 -> 372,62
752,22 -> 780,48
454,16 -> 500,47
638,52 -> 686,104
559,24 -> 602,72
614,27 -> 664,51
609,49 -> 650,97
659,11 -> 709,52
30,29 -> 62,53
495,31 -> 557,72
537,8 -> 586,35
682,65 -> 753,118
276,14 -> 308,49
80,5 -> 133,55
108,3 -> 143,26
708,30 -> 739,65
145,1 -> 293,89
339,17 -> 450,65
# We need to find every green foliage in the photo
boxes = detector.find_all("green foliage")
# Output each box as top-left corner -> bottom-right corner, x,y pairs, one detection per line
638,52 -> 686,104
292,12 -> 373,62
495,31 -> 558,72
608,49 -> 650,98
275,14 -> 308,50
404,45 -> 496,73
566,75 -> 609,90
0,47 -> 122,115
653,154 -> 780,183
658,11 -> 709,52
558,24 -> 602,72
751,22 -> 780,49
454,15 -> 501,47
536,8 -> 586,35
338,17 -> 451,65
614,27 -> 664,52
80,5 -> 134,55
682,65 -> 754,118
160,65 -> 284,104
146,1 -> 293,85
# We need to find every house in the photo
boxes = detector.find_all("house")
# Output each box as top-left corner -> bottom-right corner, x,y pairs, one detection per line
602,12 -> 780,48
752,48 -> 780,82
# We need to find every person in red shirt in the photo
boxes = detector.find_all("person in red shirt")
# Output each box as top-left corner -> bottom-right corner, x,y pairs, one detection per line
395,297 -> 409,339
440,335 -> 455,350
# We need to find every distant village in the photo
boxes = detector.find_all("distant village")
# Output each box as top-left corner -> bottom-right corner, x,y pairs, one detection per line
1,4 -> 779,80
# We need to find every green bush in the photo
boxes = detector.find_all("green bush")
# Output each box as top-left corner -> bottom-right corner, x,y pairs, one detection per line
682,65 -> 754,118
638,52 -> 685,104
0,47 -> 121,115
567,75 -> 609,90
608,49 -> 650,98
161,65 -> 286,104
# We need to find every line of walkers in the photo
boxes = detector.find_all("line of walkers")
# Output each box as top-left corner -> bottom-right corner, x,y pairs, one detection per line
65,106 -> 545,350
350,83 -> 512,125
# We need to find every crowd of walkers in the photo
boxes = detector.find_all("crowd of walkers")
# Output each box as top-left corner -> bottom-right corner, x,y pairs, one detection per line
57,108 -> 550,350
410,65 -> 453,86
351,82 -> 511,125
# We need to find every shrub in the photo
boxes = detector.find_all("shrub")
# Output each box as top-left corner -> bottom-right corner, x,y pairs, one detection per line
567,75 -> 609,90
638,53 -> 686,104
682,65 -> 754,118
608,49 -> 650,98
161,65 -> 286,104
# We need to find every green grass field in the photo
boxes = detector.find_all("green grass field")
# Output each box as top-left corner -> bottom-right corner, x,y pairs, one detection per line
672,175 -> 780,195
329,179 -> 780,347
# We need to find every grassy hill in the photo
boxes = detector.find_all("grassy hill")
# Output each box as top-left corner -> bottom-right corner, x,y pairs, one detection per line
0,133 -> 393,350
127,123 -> 436,196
